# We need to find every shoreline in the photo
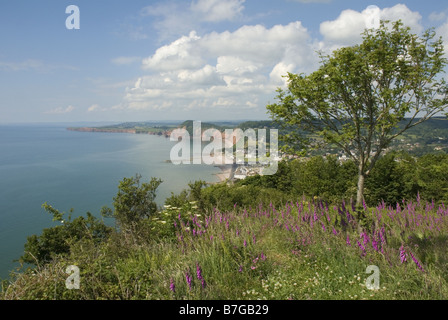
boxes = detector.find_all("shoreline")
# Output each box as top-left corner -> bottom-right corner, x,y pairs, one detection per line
214,165 -> 232,183
213,163 -> 237,184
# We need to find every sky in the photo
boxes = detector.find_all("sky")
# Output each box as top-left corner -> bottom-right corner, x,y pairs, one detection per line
1,0 -> 448,123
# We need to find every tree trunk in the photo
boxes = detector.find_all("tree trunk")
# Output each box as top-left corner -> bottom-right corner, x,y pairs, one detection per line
356,172 -> 365,208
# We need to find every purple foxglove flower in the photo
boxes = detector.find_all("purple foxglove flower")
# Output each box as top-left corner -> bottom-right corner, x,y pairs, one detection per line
185,272 -> 192,290
244,240 -> 247,247
372,239 -> 378,251
238,265 -> 243,272
196,263 -> 203,281
170,278 -> 175,293
363,199 -> 368,211
357,240 -> 366,253
400,245 -> 407,263
409,251 -> 424,272
346,235 -> 351,246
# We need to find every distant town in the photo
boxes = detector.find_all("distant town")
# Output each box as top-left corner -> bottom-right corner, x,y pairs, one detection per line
68,117 -> 448,182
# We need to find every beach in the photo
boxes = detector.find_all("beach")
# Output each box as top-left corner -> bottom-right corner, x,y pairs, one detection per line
214,165 -> 232,182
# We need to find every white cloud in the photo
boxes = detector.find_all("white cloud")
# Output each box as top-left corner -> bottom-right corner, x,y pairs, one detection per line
319,4 -> 423,50
124,21 -> 312,114
142,31 -> 204,71
436,19 -> 448,55
87,104 -> 108,112
141,0 -> 246,42
320,9 -> 366,45
191,0 -> 245,22
118,4 -> 426,118
381,4 -> 422,34
111,56 -> 141,65
45,105 -> 75,114
429,11 -> 446,22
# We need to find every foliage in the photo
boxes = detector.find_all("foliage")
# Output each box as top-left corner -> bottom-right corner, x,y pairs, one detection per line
3,194 -> 448,300
104,174 -> 162,231
20,203 -> 112,266
267,20 -> 448,205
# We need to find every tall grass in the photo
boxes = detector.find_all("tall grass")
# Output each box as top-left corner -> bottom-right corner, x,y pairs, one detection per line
2,195 -> 448,300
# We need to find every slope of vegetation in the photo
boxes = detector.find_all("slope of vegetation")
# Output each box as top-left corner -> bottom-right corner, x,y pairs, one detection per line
1,152 -> 448,300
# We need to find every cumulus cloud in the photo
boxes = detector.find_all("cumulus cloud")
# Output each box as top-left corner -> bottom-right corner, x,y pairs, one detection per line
45,105 -> 75,114
142,31 -> 204,71
124,21 -> 312,113
119,4 -> 425,117
320,4 -> 423,49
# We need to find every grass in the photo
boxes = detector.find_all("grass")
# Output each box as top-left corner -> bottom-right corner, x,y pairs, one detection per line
1,196 -> 448,300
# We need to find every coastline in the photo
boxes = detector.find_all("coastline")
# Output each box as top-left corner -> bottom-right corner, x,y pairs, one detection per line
214,165 -> 232,183
213,163 -> 237,184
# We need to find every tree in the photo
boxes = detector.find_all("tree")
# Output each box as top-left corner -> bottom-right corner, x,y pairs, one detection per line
267,20 -> 448,207
21,203 -> 112,266
104,174 -> 162,230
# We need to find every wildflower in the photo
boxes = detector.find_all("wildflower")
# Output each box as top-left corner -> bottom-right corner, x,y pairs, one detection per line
399,245 -> 407,264
169,278 -> 175,293
372,238 -> 379,251
362,199 -> 368,211
357,240 -> 366,255
244,240 -> 247,247
196,263 -> 203,281
201,279 -> 207,289
409,251 -> 425,272
346,234 -> 351,246
185,272 -> 192,290
239,265 -> 243,273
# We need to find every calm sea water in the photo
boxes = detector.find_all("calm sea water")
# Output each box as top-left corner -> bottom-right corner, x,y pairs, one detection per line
0,124 -> 221,279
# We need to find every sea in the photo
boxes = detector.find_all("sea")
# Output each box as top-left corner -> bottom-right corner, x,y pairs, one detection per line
0,123 -> 221,279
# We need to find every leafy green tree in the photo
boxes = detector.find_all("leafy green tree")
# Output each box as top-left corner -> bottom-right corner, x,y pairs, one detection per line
21,203 -> 112,266
364,152 -> 407,205
415,153 -> 448,203
105,174 -> 162,230
267,20 -> 448,207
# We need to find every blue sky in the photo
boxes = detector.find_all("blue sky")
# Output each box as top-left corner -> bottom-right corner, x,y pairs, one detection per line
1,0 -> 448,123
